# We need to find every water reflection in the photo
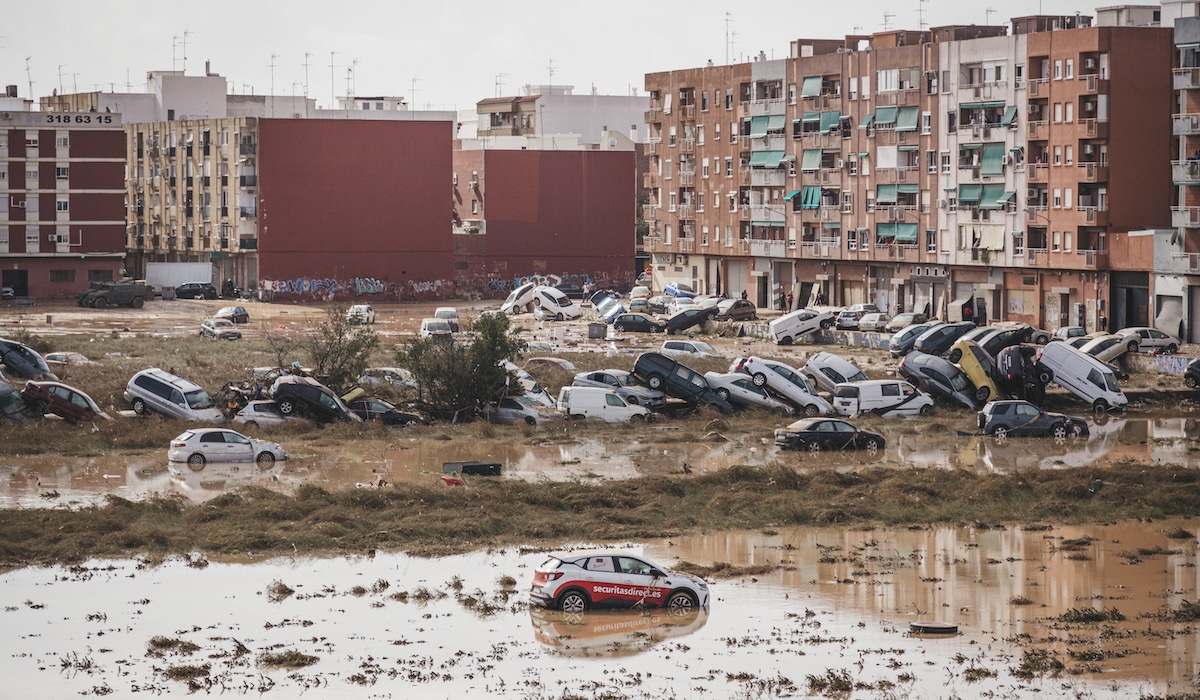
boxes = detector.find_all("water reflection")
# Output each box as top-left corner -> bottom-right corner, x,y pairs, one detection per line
3,415 -> 1200,508
529,606 -> 709,657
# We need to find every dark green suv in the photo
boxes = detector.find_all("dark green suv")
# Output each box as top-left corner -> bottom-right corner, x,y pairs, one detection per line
631,352 -> 732,413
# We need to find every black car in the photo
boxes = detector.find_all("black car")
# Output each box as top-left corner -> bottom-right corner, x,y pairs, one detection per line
348,398 -> 426,426
977,326 -> 1034,360
666,307 -> 717,335
611,312 -> 666,333
889,322 -> 939,358
898,351 -> 980,410
631,352 -> 732,412
774,418 -> 885,453
714,299 -> 757,322
271,375 -> 362,423
977,400 -> 1088,440
913,321 -> 977,357
588,290 -> 620,307
997,344 -> 1043,401
0,338 -> 58,381
1187,357 -> 1200,389
176,282 -> 219,300
0,380 -> 30,421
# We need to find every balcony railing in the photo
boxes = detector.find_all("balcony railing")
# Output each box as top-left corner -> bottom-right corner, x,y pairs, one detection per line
1175,67 -> 1200,90
643,172 -> 659,189
799,238 -> 842,258
677,204 -> 695,219
678,237 -> 695,253
1028,163 -> 1049,181
751,169 -> 786,187
238,237 -> 258,250
1077,205 -> 1108,225
1027,78 -> 1048,96
679,138 -> 695,153
1077,248 -> 1107,268
678,171 -> 695,186
240,175 -> 257,188
1028,121 -> 1049,139
641,204 -> 659,221
1081,118 -> 1107,138
1172,206 -> 1200,227
239,206 -> 257,218
1079,162 -> 1108,182
1026,206 -> 1049,223
1025,247 -> 1048,264
1173,159 -> 1200,184
1170,252 -> 1200,274
1174,113 -> 1200,136
747,239 -> 786,258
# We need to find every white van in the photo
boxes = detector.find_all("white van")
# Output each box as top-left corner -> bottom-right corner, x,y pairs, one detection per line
832,380 -> 934,417
768,308 -> 836,345
532,286 -> 582,321
1035,342 -> 1128,413
557,386 -> 650,423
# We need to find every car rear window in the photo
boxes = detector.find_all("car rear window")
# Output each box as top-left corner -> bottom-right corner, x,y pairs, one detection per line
834,385 -> 859,398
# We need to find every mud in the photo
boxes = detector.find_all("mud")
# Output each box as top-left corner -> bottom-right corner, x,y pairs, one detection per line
3,522 -> 1198,698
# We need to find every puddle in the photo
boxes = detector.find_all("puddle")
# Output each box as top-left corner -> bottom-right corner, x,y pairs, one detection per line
2,521 -> 1197,698
4,416 -> 1200,509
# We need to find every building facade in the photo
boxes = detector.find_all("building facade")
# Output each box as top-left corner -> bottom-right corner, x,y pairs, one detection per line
0,100 -> 126,298
644,13 -> 1175,331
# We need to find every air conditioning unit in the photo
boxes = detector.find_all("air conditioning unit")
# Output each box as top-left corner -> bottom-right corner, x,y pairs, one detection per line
1083,144 -> 1096,155
1084,58 -> 1097,70
1028,104 -> 1039,113
836,159 -> 844,169
937,199 -> 947,209
15,201 -> 25,209
1002,154 -> 1013,165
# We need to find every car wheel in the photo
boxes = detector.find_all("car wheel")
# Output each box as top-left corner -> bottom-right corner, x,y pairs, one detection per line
863,437 -> 881,453
1187,376 -> 1199,389
751,373 -> 768,388
558,589 -> 589,613
94,297 -> 107,309
523,416 -> 537,426
804,403 -> 821,418
132,397 -> 148,415
555,312 -> 564,321
243,420 -> 259,429
1167,344 -> 1179,355
1052,424 -> 1068,440
131,296 -> 145,309
666,590 -> 697,613
647,374 -> 665,391
614,324 -> 625,333
278,399 -> 295,415
975,386 -> 990,402
947,348 -> 962,363
805,441 -> 820,454
779,336 -> 793,346
187,453 -> 206,469
993,425 -> 1009,440
631,413 -> 646,423
1127,340 -> 1139,353
715,388 -> 730,401
256,452 -> 276,468
1038,369 -> 1053,384
919,404 -> 933,416
820,319 -> 833,330
1092,399 -> 1109,415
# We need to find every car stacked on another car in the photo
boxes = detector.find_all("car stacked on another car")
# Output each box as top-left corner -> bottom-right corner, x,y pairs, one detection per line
231,400 -> 294,428
769,308 -> 836,345
665,307 -> 717,335
947,339 -> 1002,403
573,370 -> 667,410
835,310 -> 864,331
898,352 -> 981,410
774,418 -> 885,453
914,321 -> 978,357
631,352 -> 732,413
801,352 -> 868,395
434,307 -> 461,332
271,375 -> 362,423
977,400 -> 1089,440
729,356 -> 830,417
661,339 -> 719,359
529,550 -> 710,613
1117,327 -> 1180,354
703,372 -> 794,414
889,321 -> 939,358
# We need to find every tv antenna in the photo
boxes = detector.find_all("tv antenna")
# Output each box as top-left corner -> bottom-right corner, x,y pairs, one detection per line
917,0 -> 930,30
985,7 -> 997,24
725,12 -> 732,65
547,58 -> 555,90
26,57 -> 34,98
57,64 -> 66,95
303,52 -> 313,97
410,77 -> 419,109
882,11 -> 895,31
329,51 -> 338,109
495,73 -> 507,97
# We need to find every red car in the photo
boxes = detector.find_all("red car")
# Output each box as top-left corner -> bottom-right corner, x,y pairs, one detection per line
529,550 -> 710,613
21,380 -> 110,423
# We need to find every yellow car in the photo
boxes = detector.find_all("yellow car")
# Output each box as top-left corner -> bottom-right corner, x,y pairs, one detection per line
947,339 -> 1002,403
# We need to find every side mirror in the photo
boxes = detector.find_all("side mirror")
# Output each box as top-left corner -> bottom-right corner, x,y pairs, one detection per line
649,568 -> 665,578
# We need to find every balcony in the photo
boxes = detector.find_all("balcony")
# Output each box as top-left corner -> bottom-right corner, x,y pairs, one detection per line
1077,205 -> 1108,226
1174,114 -> 1200,136
1027,78 -> 1048,97
680,104 -> 695,120
751,169 -> 786,187
1079,162 -> 1109,183
646,139 -> 659,154
1080,118 -> 1108,138
748,239 -> 786,258
240,175 -> 257,188
818,168 -> 842,186
1024,247 -> 1048,265
239,206 -> 257,219
220,237 -> 229,249
643,235 -> 663,251
799,238 -> 842,259
645,107 -> 659,122
239,143 -> 257,156
1172,206 -> 1200,228
1028,163 -> 1049,182
1175,67 -> 1200,90
643,172 -> 659,189
678,238 -> 695,253
1080,75 -> 1107,95
761,135 -> 786,151
1173,160 -> 1200,184
641,204 -> 659,221
751,97 -> 786,116
678,170 -> 695,186
238,237 -> 258,250
1028,121 -> 1049,139
1026,206 -> 1049,223
1170,252 -> 1200,274
750,204 -> 786,224
679,138 -> 695,153
1076,248 -> 1108,268
677,204 -> 695,220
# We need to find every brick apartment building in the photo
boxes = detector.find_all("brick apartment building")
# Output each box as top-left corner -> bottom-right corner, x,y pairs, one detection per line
0,95 -> 127,299
643,11 -> 1176,334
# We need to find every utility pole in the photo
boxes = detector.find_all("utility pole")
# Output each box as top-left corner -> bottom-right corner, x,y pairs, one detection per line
303,52 -> 312,97
57,64 -> 65,95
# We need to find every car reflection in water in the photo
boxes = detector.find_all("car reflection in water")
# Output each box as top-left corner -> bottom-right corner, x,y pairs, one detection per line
167,459 -> 289,499
530,605 -> 709,658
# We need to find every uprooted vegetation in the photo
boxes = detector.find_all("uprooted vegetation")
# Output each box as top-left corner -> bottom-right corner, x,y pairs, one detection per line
4,463 -> 1200,569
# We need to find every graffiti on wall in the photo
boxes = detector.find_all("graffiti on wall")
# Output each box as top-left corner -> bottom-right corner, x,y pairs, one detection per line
261,269 -> 634,302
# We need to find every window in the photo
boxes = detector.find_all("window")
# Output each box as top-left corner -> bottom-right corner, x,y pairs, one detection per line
1013,232 -> 1024,256
1053,188 -> 1062,208
25,135 -> 39,148
947,112 -> 957,133
56,199 -> 69,212
1064,230 -> 1073,251
920,112 -> 931,134
926,150 -> 937,173
1065,145 -> 1074,165
926,229 -> 937,253
1052,230 -> 1062,251
1065,187 -> 1073,209
842,191 -> 853,214
849,78 -> 857,101
725,225 -> 733,246
470,199 -> 478,214
861,76 -> 870,99
725,91 -> 734,110
25,227 -> 38,251
26,169 -> 38,183
728,192 -> 737,211
697,193 -> 705,212
847,159 -> 858,176
1065,59 -> 1074,79
668,192 -> 677,212
701,90 -> 709,111
56,135 -> 69,148
56,166 -> 69,180
1053,103 -> 1062,122
698,125 -> 705,145
1053,146 -> 1062,165
948,196 -> 958,213
702,158 -> 710,178
730,122 -> 737,143
49,270 -> 76,283
1064,102 -> 1073,122
714,122 -> 720,141
1053,60 -> 1063,80
847,229 -> 858,250
725,157 -> 733,177
88,269 -> 114,282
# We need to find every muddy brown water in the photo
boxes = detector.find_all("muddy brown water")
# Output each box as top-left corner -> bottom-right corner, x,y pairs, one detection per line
2,522 -> 1198,698
1,415 -> 1195,509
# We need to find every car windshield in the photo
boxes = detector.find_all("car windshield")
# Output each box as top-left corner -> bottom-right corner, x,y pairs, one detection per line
718,300 -> 735,310
426,321 -> 451,331
0,388 -> 25,416
3,344 -> 50,373
1104,372 -> 1120,392
435,309 -> 456,319
503,290 -> 519,305
691,342 -> 715,353
185,389 -> 215,410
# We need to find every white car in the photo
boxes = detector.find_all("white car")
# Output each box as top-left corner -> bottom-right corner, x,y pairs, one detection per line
660,339 -> 718,359
703,372 -> 794,414
346,304 -> 376,325
44,352 -> 92,367
857,313 -> 892,332
769,308 -> 836,345
802,352 -> 869,395
1117,327 -> 1181,354
501,282 -> 537,315
434,307 -> 460,332
530,550 -> 709,613
728,356 -> 831,417
1079,334 -> 1131,364
168,428 -> 287,468
531,286 -> 582,321
231,400 -> 295,428
419,318 -> 455,338
487,396 -> 541,425
359,367 -> 417,388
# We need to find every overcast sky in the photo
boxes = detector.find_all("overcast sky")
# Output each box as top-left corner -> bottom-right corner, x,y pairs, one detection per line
9,0 -> 1112,112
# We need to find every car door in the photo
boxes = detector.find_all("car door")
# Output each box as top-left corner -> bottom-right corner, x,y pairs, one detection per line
615,555 -> 667,608
1009,402 -> 1047,436
732,377 -> 769,405
827,420 -> 858,449
220,431 -> 255,461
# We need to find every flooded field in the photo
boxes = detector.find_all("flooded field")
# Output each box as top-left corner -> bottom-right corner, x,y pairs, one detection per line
3,522 -> 1199,698
3,414 -> 1198,510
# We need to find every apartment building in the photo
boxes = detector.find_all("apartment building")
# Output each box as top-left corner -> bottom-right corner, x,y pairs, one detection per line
0,90 -> 126,298
1169,13 -> 1200,341
644,11 -> 1174,332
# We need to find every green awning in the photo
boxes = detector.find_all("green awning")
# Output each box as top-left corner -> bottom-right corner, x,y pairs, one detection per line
801,76 -> 823,97
978,184 -> 1009,209
858,113 -> 875,129
750,116 -> 769,138
895,223 -> 919,241
823,222 -> 841,229
801,186 -> 822,210
876,223 -> 897,238
895,106 -> 919,132
998,190 -> 1016,203
981,142 -> 1006,177
876,184 -> 898,204
960,142 -> 983,150
961,101 -> 1006,109
875,106 -> 898,126
898,145 -> 919,151
1001,105 -> 1018,127
783,189 -> 801,202
801,149 -> 821,170
858,152 -> 869,158
802,112 -> 819,123
958,183 -> 983,202
897,184 -> 919,194
820,111 -> 841,132
749,150 -> 785,168
752,220 -> 785,227
766,114 -> 785,131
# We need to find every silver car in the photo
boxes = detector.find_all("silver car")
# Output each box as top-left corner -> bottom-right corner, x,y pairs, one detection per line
168,428 -> 287,468
572,370 -> 667,409
703,372 -> 794,414
728,356 -> 831,416
802,352 -> 869,395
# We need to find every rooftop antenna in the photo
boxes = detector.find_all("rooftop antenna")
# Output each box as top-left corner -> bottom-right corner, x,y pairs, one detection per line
303,52 -> 313,97
269,53 -> 278,107
25,57 -> 34,98
72,73 -> 79,93
882,11 -> 895,31
917,0 -> 930,30
985,7 -> 996,24
125,68 -> 132,91
547,58 -> 555,91
853,25 -> 863,34
181,29 -> 191,72
329,51 -> 338,109
725,11 -> 732,65
57,64 -> 66,95
349,58 -> 358,97
410,77 -> 419,109
494,72 -> 507,97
